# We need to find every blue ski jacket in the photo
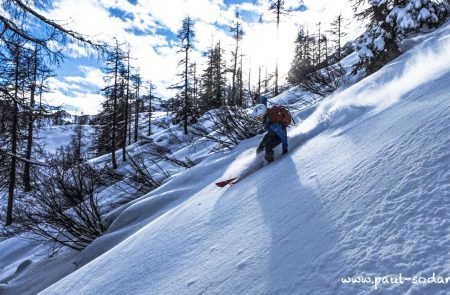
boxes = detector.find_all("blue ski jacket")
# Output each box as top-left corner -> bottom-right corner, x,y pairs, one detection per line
262,116 -> 288,152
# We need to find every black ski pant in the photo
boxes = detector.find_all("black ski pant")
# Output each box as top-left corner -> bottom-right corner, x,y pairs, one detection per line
257,132 -> 282,162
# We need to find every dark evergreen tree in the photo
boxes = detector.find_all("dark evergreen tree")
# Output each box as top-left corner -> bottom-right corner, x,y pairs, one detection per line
22,45 -> 51,192
288,26 -> 315,84
5,45 -> 21,226
268,0 -> 285,96
199,42 -> 227,112
22,46 -> 39,192
190,62 -> 199,111
230,12 -> 244,105
199,45 -> 215,112
173,16 -> 195,135
146,82 -> 156,137
95,40 -> 127,169
70,121 -> 86,164
328,14 -> 348,60
122,50 -> 131,162
131,72 -> 142,142
236,53 -> 244,107
213,42 -> 227,107
268,0 -> 305,96
351,0 -> 446,74
316,22 -> 322,64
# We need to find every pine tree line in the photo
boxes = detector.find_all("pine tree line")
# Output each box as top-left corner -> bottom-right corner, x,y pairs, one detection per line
0,0 -> 103,226
93,40 -> 157,168
0,41 -> 55,225
288,14 -> 350,87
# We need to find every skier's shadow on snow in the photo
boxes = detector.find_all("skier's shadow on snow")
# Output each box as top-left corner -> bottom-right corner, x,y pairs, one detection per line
252,154 -> 339,292
211,151 -> 339,292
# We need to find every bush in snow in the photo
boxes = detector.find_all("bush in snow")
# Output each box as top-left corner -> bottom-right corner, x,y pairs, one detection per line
295,63 -> 347,97
125,152 -> 163,192
191,106 -> 259,151
5,151 -> 108,252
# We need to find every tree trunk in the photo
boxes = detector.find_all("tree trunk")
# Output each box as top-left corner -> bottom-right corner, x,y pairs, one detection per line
6,48 -> 20,226
111,43 -> 119,169
148,83 -> 152,137
23,46 -> 38,192
134,75 -> 140,142
231,22 -> 239,105
122,50 -> 130,162
274,1 -> 281,96
183,27 -> 190,135
258,66 -> 261,99
338,15 -> 342,60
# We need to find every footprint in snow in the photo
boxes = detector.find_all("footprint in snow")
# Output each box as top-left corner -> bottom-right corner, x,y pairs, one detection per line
237,258 -> 250,270
187,278 -> 198,287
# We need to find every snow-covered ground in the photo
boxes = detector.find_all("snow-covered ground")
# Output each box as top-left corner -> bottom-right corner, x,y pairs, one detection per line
1,21 -> 449,295
37,124 -> 96,156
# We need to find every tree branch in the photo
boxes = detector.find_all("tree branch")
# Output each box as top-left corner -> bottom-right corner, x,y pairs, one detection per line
0,148 -> 47,166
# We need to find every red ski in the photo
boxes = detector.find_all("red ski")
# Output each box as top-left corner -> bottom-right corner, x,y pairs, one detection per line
215,177 -> 238,187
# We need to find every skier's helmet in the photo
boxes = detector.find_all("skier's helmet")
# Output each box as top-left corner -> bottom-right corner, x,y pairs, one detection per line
252,104 -> 267,121
252,93 -> 259,102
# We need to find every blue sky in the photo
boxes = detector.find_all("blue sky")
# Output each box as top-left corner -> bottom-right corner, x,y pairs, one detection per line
42,0 -> 356,114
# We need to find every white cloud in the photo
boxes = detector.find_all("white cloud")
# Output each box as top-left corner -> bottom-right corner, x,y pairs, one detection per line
44,88 -> 103,115
45,66 -> 105,114
42,0 -> 361,113
137,0 -> 229,32
47,77 -> 83,92
64,66 -> 105,88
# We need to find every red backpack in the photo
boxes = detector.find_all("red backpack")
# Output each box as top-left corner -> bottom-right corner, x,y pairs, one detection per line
267,106 -> 292,127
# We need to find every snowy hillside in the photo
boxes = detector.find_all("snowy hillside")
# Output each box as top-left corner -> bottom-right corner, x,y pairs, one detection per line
29,22 -> 450,295
37,125 -> 95,156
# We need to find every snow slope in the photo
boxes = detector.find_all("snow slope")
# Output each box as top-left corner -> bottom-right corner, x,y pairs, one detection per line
0,22 -> 433,294
39,22 -> 450,295
37,124 -> 95,156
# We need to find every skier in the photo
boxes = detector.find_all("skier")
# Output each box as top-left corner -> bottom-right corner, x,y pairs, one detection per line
252,104 -> 288,163
215,102 -> 291,187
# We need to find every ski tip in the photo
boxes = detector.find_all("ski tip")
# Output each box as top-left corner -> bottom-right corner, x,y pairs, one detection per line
215,177 -> 237,187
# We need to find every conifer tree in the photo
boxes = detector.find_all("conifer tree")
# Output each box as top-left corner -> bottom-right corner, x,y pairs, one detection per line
351,0 -> 446,74
173,16 -> 195,135
268,0 -> 305,96
146,82 -> 156,137
213,42 -> 227,107
95,40 -> 127,169
268,0 -> 284,96
288,26 -> 315,84
230,12 -> 244,105
199,41 -> 227,112
22,46 -> 38,192
22,45 -> 51,192
6,45 -> 21,226
329,14 -> 348,60
122,50 -> 131,162
131,72 -> 142,142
